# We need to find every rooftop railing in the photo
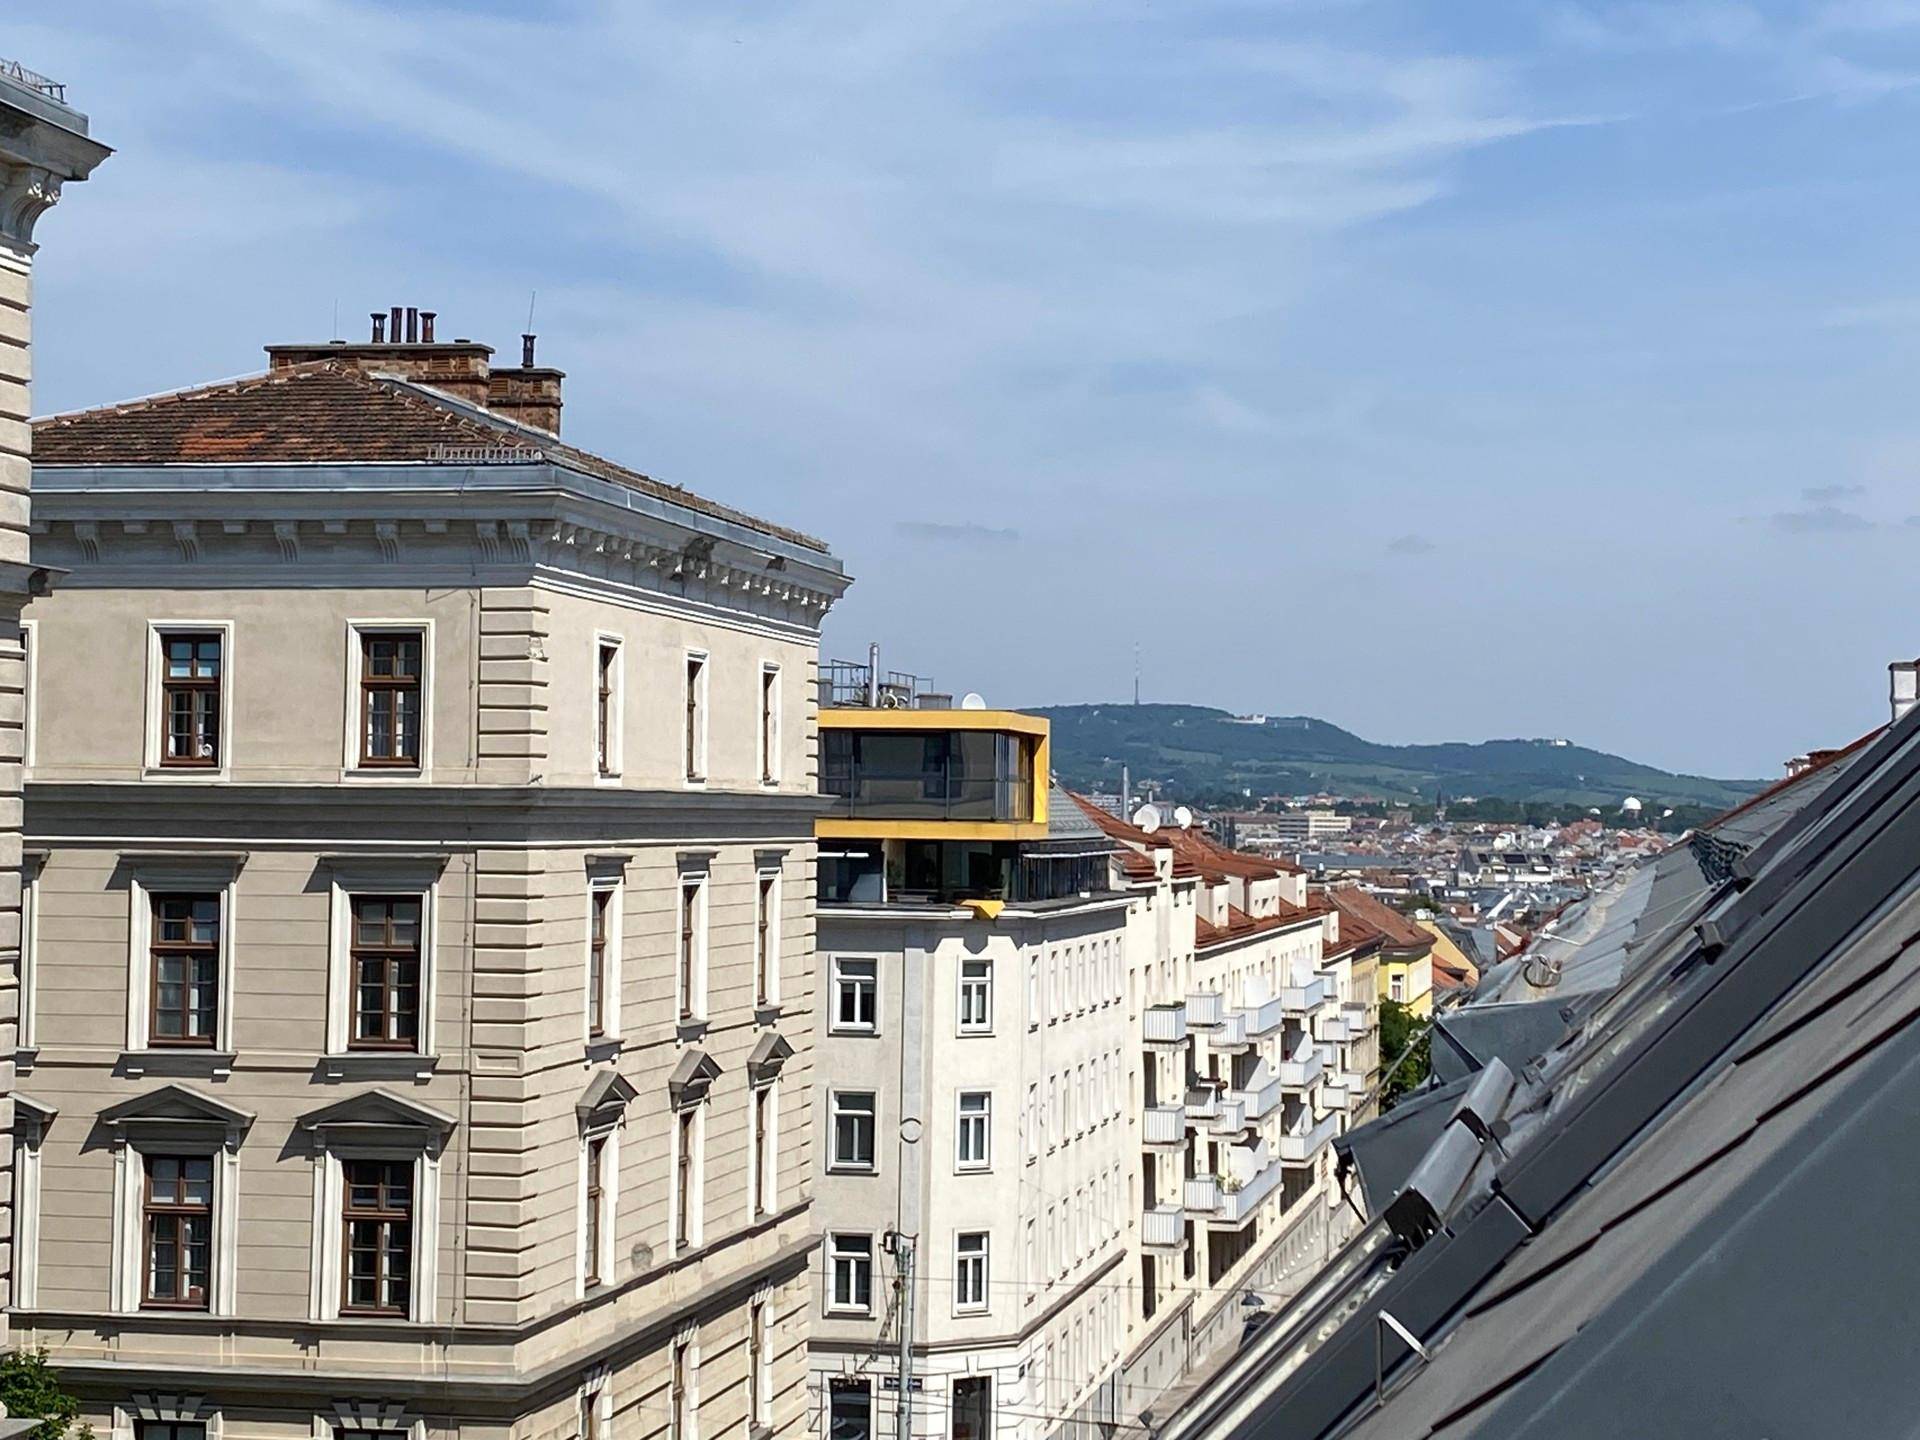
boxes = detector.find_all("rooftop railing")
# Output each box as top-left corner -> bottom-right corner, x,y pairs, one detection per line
0,59 -> 65,102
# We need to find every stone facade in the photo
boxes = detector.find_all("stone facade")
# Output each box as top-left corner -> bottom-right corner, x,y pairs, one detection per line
17,341 -> 846,1440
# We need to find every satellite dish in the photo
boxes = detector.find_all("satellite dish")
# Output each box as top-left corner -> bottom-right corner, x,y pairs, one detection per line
1174,805 -> 1194,830
960,692 -> 987,710
1133,804 -> 1163,833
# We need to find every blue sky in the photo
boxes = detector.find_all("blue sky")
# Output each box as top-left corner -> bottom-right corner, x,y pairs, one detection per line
20,1 -> 1920,779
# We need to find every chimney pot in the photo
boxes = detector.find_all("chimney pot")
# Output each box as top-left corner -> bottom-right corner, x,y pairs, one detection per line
1891,659 -> 1920,723
405,306 -> 418,343
390,306 -> 403,343
370,313 -> 386,343
522,333 -> 536,367
420,311 -> 435,343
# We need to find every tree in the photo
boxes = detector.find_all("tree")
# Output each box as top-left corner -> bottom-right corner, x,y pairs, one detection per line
1378,998 -> 1431,1109
0,1350 -> 90,1440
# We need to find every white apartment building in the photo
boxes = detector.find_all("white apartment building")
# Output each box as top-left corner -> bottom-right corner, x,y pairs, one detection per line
1064,802 -> 1363,1419
810,698 -> 1131,1440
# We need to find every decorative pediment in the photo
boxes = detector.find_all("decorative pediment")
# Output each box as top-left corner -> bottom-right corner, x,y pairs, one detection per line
13,1093 -> 56,1136
99,1083 -> 253,1133
746,1032 -> 794,1085
577,1069 -> 639,1126
299,1086 -> 456,1143
668,1049 -> 722,1109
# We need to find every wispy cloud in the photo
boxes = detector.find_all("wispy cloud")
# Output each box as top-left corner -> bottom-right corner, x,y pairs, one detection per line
1803,482 -> 1866,501
1388,533 -> 1437,554
1767,503 -> 1876,532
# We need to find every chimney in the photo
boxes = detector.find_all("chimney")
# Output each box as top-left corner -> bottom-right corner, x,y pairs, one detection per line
486,330 -> 565,435
1894,660 -> 1920,723
267,303 -> 494,407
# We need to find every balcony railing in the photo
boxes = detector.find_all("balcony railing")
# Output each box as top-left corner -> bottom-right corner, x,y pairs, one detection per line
822,770 -> 1033,823
1209,1010 -> 1249,1049
1319,1081 -> 1348,1111
1186,991 -> 1224,1027
1278,1110 -> 1340,1163
1142,1104 -> 1186,1146
1143,1004 -> 1189,1046
1240,996 -> 1286,1037
1342,999 -> 1376,1033
1233,1074 -> 1285,1121
1141,1204 -> 1186,1249
1277,1046 -> 1324,1091
1316,1011 -> 1352,1044
1184,1174 -> 1221,1214
1281,975 -> 1329,1014
1211,1152 -> 1285,1227
1185,1086 -> 1219,1123
1207,1097 -> 1248,1134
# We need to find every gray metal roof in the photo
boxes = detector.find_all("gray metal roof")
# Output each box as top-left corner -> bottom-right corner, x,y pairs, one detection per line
1166,705 -> 1920,1440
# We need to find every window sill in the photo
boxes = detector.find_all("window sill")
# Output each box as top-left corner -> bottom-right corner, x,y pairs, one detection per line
317,1051 -> 439,1082
118,1048 -> 236,1080
750,1424 -> 774,1440
753,1003 -> 784,1025
585,1036 -> 624,1063
141,767 -> 231,784
675,1018 -> 710,1043
826,1165 -> 879,1177
828,1027 -> 879,1039
15,1045 -> 37,1074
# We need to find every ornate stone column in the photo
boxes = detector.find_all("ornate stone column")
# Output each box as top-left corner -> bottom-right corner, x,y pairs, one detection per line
0,62 -> 107,1363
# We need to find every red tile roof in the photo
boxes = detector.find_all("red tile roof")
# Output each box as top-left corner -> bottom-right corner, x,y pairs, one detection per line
33,362 -> 830,553
1704,724 -> 1885,828
1323,885 -> 1432,954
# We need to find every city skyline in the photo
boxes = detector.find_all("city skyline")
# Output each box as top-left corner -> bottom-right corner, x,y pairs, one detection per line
20,1 -> 1920,776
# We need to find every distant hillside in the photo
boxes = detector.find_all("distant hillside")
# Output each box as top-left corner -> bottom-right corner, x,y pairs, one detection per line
1031,704 -> 1760,811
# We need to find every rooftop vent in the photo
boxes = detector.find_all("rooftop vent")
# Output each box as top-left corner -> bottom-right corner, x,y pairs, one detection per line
1892,658 -> 1919,723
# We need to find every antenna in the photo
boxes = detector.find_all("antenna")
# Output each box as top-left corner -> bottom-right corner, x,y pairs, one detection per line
960,692 -> 987,710
1174,805 -> 1194,830
1133,803 -> 1162,834
526,289 -> 538,334
330,297 -> 339,341
1133,642 -> 1141,706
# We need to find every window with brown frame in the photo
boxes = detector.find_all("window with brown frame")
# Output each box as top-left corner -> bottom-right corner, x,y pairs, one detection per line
139,1423 -> 207,1440
341,1157 -> 412,1315
588,887 -> 611,1038
595,642 -> 619,776
584,1134 -> 606,1285
754,874 -> 775,1007
675,1108 -> 696,1251
684,654 -> 705,781
669,1335 -> 691,1440
752,1084 -> 772,1218
158,631 -> 222,767
678,878 -> 701,1020
350,895 -> 422,1049
359,631 -> 423,767
760,665 -> 778,784
149,893 -> 220,1047
748,1296 -> 768,1429
142,1153 -> 212,1308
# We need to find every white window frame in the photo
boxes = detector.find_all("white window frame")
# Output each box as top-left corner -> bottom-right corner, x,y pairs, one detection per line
579,1372 -> 612,1440
671,1101 -> 706,1252
954,1231 -> 989,1314
19,853 -> 41,1054
20,616 -> 35,772
669,1325 -> 701,1440
758,660 -> 781,787
1025,953 -> 1040,1031
143,620 -> 235,781
112,1135 -> 243,1317
747,1289 -> 774,1433
826,1232 -> 875,1315
12,1106 -> 45,1308
593,633 -> 625,781
957,958 -> 992,1035
754,865 -> 782,1009
828,1089 -> 878,1174
585,873 -> 624,1042
309,1145 -> 441,1323
683,649 -> 709,786
576,1124 -> 621,1296
749,1078 -> 780,1218
342,619 -> 433,779
325,873 -> 439,1061
125,866 -> 239,1058
677,866 -> 709,1023
956,1090 -> 991,1172
1024,1083 -> 1038,1165
831,957 -> 879,1034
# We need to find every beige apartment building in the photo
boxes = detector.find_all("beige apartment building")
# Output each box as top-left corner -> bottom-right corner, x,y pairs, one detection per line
16,316 -> 848,1440
0,57 -> 110,1379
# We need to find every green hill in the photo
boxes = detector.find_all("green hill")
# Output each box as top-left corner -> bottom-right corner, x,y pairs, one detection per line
1030,704 -> 1760,811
